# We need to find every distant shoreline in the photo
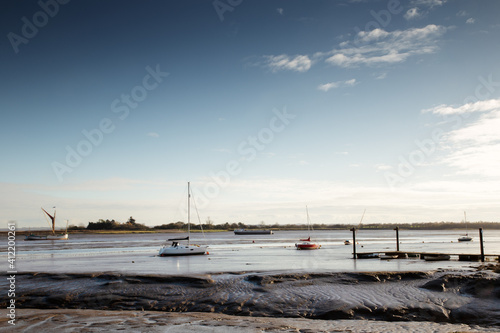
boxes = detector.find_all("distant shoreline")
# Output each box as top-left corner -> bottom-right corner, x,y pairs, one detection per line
4,221 -> 500,235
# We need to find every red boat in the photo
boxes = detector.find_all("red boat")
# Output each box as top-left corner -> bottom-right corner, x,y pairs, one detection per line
295,237 -> 321,250
295,206 -> 321,250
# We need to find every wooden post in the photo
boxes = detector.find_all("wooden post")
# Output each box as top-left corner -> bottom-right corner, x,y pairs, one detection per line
479,228 -> 485,262
350,227 -> 356,259
394,226 -> 399,252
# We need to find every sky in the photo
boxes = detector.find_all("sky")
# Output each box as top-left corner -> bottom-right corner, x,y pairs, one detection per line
1,0 -> 500,228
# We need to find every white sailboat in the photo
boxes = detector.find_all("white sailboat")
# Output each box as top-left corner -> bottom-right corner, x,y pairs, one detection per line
159,182 -> 208,256
458,211 -> 472,242
25,207 -> 69,241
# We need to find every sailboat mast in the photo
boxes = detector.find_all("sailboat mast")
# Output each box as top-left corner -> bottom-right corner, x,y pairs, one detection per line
464,211 -> 468,235
41,207 -> 56,235
187,182 -> 191,246
53,208 -> 56,234
306,206 -> 311,238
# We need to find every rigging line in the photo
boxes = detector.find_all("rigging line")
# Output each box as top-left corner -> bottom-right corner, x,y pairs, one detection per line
355,209 -> 366,245
357,209 -> 366,230
306,205 -> 314,235
190,186 -> 206,240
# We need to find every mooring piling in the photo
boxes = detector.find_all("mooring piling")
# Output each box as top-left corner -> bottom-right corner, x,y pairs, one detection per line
350,227 -> 356,259
394,226 -> 400,252
479,228 -> 485,262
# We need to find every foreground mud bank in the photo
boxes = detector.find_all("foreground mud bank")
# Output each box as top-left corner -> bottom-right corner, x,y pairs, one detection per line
2,270 -> 499,327
1,309 -> 498,333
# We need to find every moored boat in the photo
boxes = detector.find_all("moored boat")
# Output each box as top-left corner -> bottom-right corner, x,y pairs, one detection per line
159,182 -> 208,257
296,236 -> 321,250
295,206 -> 320,250
458,211 -> 473,242
458,235 -> 473,242
380,254 -> 398,260
234,229 -> 273,235
25,233 -> 69,241
159,237 -> 207,256
25,207 -> 69,241
424,254 -> 451,261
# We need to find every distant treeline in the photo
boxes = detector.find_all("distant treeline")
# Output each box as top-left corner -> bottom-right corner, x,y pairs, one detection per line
68,219 -> 500,231
79,217 -> 149,231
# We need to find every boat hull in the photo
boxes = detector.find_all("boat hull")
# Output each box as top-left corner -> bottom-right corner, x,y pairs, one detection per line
380,254 -> 398,260
295,243 -> 321,250
424,254 -> 451,261
234,229 -> 273,235
159,245 -> 208,256
25,234 -> 69,241
458,236 -> 472,242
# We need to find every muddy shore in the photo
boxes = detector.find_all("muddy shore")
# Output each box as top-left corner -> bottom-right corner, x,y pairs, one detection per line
2,309 -> 499,333
2,269 -> 499,330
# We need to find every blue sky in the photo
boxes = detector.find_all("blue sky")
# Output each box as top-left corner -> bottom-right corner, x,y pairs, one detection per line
2,0 -> 500,228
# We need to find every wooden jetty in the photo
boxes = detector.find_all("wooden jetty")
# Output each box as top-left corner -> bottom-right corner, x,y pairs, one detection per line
350,227 -> 498,262
355,251 -> 499,262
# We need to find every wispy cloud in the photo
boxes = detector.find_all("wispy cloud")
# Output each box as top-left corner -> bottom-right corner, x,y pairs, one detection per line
428,99 -> 500,178
466,18 -> 475,24
258,25 -> 448,72
375,164 -> 393,171
326,25 -> 448,68
404,8 -> 421,20
263,54 -> 312,72
147,132 -> 159,138
317,78 -> 357,92
411,0 -> 447,7
277,8 -> 283,15
422,98 -> 500,115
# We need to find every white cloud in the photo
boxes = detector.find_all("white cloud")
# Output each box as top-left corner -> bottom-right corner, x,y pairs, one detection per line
258,25 -> 447,73
404,8 -> 421,20
357,28 -> 390,42
428,99 -> 500,178
422,98 -> 500,115
325,25 -> 448,68
441,143 -> 500,178
277,8 -> 283,15
147,132 -> 159,138
318,82 -> 339,91
447,110 -> 500,145
456,10 -> 467,17
264,54 -> 312,72
411,0 -> 446,7
317,79 -> 357,91
375,164 -> 393,171
344,78 -> 357,86
466,18 -> 475,24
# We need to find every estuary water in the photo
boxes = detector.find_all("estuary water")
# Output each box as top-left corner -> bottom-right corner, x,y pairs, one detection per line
3,229 -> 499,275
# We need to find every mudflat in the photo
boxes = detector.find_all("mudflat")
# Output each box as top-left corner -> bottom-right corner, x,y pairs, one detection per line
2,269 -> 499,331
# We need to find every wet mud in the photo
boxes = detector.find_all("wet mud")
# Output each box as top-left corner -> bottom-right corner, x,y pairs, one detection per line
2,270 -> 499,327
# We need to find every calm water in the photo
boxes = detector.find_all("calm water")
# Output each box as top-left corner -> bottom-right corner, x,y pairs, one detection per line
2,229 -> 499,275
